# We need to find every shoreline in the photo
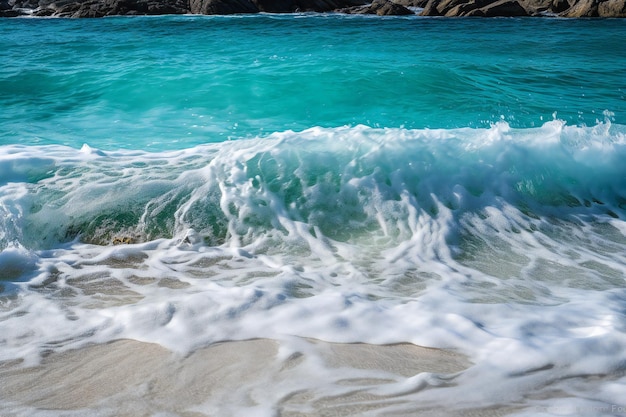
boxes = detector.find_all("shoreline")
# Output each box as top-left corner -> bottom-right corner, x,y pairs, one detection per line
2,0 -> 625,18
0,337 -> 521,416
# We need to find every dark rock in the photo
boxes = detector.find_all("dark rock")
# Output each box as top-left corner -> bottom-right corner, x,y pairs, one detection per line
251,0 -> 295,11
368,0 -> 415,14
466,0 -> 528,15
419,0 -> 438,14
420,0 -> 467,15
342,0 -> 414,14
561,0 -> 598,15
598,0 -> 626,16
2,0 -> 626,18
148,0 -> 188,13
99,0 -> 188,15
298,0 -> 332,10
420,0 -> 530,14
39,0 -> 187,17
298,0 -> 360,11
52,0 -> 83,16
61,0 -> 110,17
446,0 -> 493,15
46,0 -> 78,8
420,0 -> 489,15
8,0 -> 39,8
76,6 -> 105,16
393,0 -> 430,8
250,0 -> 367,12
551,0 -> 570,12
518,0 -> 554,13
102,0 -> 145,14
520,0 -> 572,13
32,6 -> 55,13
189,0 -> 258,13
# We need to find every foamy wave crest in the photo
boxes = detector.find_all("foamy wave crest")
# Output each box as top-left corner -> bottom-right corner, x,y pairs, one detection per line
1,121 -> 625,252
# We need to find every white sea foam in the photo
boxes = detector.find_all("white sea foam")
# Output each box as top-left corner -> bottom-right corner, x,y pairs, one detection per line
1,122 -> 626,414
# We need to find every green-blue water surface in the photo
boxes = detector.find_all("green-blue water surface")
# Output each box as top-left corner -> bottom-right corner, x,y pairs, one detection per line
1,15 -> 625,150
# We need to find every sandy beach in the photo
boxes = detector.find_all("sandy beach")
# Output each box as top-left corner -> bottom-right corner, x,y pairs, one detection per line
0,338 -> 517,416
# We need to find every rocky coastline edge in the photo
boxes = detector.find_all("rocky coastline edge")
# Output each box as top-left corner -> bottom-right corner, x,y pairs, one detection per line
1,0 -> 625,20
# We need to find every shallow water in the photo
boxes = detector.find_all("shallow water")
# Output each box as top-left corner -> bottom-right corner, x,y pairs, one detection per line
1,14 -> 626,416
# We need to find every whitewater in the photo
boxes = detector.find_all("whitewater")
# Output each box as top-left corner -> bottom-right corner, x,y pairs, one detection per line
1,14 -> 626,417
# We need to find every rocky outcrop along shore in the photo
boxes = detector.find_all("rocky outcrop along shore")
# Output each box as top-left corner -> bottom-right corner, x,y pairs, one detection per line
419,0 -> 626,15
1,0 -> 625,17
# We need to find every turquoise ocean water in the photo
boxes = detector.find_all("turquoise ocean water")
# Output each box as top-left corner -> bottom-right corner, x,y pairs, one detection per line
1,14 -> 626,416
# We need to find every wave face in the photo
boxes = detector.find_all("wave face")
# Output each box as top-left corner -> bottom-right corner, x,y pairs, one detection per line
1,14 -> 626,417
2,122 -> 626,252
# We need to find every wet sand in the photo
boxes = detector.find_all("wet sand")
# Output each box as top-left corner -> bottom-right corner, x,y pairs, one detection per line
0,338 -> 514,416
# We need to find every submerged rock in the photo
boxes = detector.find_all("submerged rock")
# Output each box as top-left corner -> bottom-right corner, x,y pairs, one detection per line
112,236 -> 134,245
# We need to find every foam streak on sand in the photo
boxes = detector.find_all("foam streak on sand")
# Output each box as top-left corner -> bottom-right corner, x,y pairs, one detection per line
0,338 -> 480,417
